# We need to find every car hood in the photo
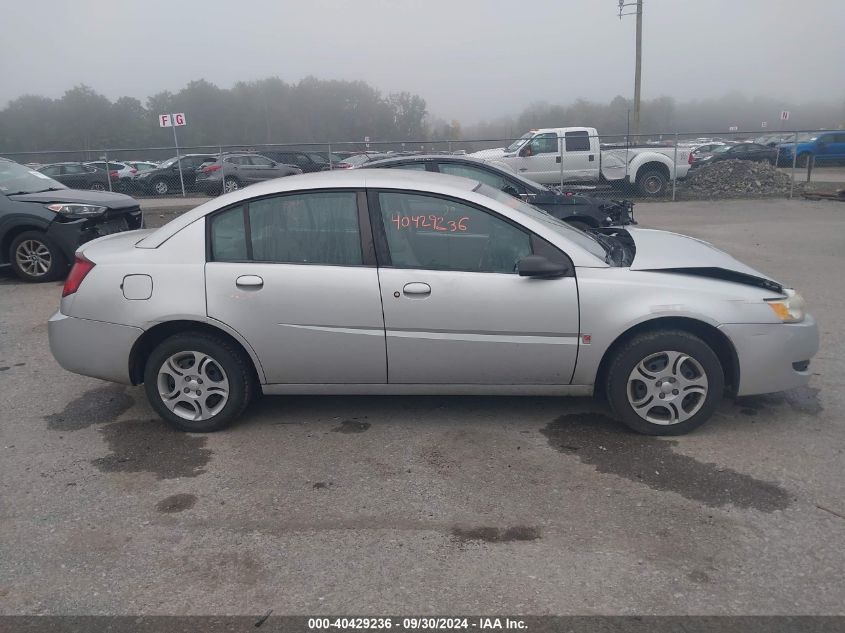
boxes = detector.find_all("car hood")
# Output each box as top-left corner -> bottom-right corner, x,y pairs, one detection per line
627,228 -> 783,292
9,188 -> 139,210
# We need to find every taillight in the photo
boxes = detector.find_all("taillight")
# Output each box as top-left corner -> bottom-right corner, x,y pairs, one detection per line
62,254 -> 95,297
109,170 -> 119,178
130,168 -> 138,174
688,152 -> 694,165
203,164 -> 222,173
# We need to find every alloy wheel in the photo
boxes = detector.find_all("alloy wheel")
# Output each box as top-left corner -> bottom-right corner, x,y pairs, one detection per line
154,180 -> 169,195
14,239 -> 52,278
626,350 -> 708,425
157,351 -> 230,421
224,178 -> 239,193
90,183 -> 106,191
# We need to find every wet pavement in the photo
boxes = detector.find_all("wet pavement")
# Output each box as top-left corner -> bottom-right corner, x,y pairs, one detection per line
0,198 -> 843,615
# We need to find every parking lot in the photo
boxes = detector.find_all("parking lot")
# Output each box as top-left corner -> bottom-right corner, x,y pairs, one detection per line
0,197 -> 843,615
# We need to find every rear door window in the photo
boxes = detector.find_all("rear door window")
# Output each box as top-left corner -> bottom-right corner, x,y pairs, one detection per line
248,192 -> 362,265
565,131 -> 591,152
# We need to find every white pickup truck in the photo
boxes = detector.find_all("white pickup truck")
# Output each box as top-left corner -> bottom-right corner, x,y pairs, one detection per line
470,127 -> 691,196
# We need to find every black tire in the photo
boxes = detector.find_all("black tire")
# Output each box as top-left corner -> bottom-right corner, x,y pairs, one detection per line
143,332 -> 255,432
636,168 -> 668,197
151,179 -> 170,196
604,329 -> 724,436
90,182 -> 107,191
796,153 -> 810,168
222,177 -> 241,194
9,230 -> 67,283
565,219 -> 592,232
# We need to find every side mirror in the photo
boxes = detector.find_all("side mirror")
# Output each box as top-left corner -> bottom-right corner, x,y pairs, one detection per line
501,185 -> 520,197
517,255 -> 571,278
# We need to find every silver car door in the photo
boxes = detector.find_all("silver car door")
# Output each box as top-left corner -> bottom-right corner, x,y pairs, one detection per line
205,190 -> 387,384
372,190 -> 579,385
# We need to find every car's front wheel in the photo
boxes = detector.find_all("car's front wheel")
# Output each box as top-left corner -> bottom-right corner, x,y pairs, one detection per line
223,177 -> 240,194
9,231 -> 67,282
605,330 -> 724,435
143,333 -> 255,432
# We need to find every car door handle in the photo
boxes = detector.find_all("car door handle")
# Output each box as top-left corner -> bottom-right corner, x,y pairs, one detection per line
588,154 -> 595,161
402,282 -> 431,297
236,275 -> 263,288
556,156 -> 562,163
518,168 -> 528,172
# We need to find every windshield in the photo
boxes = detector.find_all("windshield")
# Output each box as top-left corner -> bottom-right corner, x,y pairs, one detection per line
159,157 -> 178,168
712,145 -> 730,153
0,160 -> 66,195
504,133 -> 533,153
474,183 -> 606,260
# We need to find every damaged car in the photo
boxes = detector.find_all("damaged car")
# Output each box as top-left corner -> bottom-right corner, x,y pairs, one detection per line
362,154 -> 635,229
0,158 -> 142,282
49,170 -> 817,436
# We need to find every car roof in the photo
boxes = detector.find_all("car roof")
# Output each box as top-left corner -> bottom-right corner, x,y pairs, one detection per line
135,169 -> 606,267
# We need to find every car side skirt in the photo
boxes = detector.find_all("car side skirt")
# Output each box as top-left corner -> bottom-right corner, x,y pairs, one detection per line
261,383 -> 593,396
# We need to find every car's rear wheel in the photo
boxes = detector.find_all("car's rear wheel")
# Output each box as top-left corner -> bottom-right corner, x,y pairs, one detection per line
9,231 -> 67,282
90,182 -> 106,191
152,179 -> 169,195
605,330 -> 724,435
143,333 -> 255,432
796,153 -> 810,168
636,168 -> 668,197
223,177 -> 240,194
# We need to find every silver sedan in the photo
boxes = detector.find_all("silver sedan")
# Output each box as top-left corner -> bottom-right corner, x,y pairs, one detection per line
48,170 -> 818,435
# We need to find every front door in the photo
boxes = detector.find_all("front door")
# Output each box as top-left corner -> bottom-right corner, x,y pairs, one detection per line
205,190 -> 387,384
372,189 -> 579,385
513,132 -> 561,184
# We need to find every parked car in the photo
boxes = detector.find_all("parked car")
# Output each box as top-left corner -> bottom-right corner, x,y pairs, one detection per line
37,162 -> 110,191
0,158 -> 142,282
194,153 -> 302,195
48,169 -> 817,436
339,152 -> 417,169
85,161 -> 136,191
134,154 -> 217,195
777,131 -> 845,166
260,150 -> 345,173
693,143 -> 778,167
470,127 -> 692,196
688,143 -> 732,167
363,154 -> 634,229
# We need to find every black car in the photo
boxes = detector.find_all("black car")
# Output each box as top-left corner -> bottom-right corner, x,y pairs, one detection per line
362,154 -> 634,229
134,154 -> 217,195
259,150 -> 345,173
0,158 -> 142,282
37,162 -> 110,191
692,143 -> 778,168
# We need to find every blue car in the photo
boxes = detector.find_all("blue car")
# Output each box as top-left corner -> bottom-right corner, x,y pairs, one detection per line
777,131 -> 845,166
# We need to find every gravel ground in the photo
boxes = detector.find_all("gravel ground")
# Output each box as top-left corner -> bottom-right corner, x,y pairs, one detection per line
0,198 -> 843,615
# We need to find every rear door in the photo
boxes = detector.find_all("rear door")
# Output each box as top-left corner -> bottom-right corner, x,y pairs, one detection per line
371,188 -> 579,385
561,130 -> 599,182
205,189 -> 387,385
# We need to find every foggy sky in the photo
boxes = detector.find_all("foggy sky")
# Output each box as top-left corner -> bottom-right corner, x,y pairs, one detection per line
2,0 -> 843,123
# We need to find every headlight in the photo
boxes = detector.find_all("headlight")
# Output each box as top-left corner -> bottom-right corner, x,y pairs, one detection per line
46,203 -> 107,218
766,290 -> 806,323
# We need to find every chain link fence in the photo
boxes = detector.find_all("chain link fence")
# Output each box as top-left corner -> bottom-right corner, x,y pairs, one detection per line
3,130 -> 843,201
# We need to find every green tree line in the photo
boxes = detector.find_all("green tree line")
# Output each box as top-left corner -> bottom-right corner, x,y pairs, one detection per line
1,77 -> 842,158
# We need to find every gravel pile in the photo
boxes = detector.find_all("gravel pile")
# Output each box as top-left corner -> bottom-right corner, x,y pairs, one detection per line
679,159 -> 799,198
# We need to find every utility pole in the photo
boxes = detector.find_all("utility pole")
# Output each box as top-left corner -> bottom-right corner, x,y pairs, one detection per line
619,0 -> 643,139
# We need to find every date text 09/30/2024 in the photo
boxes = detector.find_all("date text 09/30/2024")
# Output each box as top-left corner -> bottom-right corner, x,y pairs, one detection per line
308,617 -> 527,630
